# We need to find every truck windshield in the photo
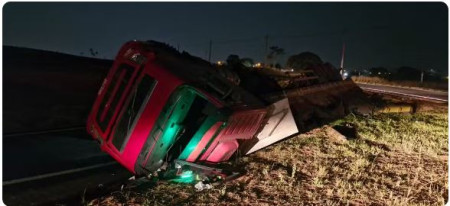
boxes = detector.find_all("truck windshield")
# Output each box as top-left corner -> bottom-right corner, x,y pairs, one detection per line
96,64 -> 134,131
111,75 -> 156,151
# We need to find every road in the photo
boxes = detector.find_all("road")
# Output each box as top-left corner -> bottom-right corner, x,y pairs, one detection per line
357,83 -> 448,103
3,129 -> 132,205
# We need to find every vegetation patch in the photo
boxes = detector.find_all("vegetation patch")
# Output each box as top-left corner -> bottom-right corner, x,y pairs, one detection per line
89,112 -> 448,205
352,76 -> 448,91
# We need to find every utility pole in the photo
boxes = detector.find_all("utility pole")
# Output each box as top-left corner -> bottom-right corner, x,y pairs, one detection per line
208,40 -> 212,62
339,42 -> 346,79
264,35 -> 269,66
340,42 -> 346,69
420,70 -> 424,83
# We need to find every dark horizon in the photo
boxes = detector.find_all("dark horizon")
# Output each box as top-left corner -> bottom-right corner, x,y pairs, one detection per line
3,2 -> 448,74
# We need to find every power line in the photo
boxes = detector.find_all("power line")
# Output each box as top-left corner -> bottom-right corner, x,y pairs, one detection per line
174,25 -> 391,62
177,25 -> 389,48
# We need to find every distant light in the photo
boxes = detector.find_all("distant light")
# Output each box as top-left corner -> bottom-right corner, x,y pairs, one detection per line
343,72 -> 349,77
253,62 -> 262,68
378,72 -> 381,75
217,61 -> 223,65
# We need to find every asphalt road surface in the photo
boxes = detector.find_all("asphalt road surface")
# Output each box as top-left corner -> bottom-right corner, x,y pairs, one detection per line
357,83 -> 448,103
3,129 -> 132,205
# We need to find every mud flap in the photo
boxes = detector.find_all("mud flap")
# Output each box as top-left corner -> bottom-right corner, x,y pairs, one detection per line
245,98 -> 299,154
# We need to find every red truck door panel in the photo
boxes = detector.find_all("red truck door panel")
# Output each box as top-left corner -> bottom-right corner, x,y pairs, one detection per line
199,109 -> 267,162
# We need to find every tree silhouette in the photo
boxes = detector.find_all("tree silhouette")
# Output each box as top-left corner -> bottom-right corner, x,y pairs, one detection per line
369,67 -> 389,78
89,48 -> 99,57
240,58 -> 254,68
394,66 -> 421,81
267,46 -> 285,68
226,54 -> 240,66
286,52 -> 323,71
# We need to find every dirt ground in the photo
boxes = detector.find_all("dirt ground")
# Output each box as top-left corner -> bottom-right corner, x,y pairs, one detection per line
88,105 -> 448,206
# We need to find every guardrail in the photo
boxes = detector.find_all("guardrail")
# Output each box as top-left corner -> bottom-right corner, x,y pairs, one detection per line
360,87 -> 448,103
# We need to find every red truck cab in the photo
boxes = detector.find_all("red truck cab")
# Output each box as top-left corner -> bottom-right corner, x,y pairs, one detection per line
87,41 -> 270,176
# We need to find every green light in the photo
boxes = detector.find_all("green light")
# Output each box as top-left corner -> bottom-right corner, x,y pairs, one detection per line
180,170 -> 193,178
144,87 -> 197,166
170,170 -> 195,183
143,86 -> 226,170
160,88 -> 196,147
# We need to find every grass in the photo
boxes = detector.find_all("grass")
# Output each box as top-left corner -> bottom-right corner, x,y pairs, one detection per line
352,76 -> 448,91
88,111 -> 448,206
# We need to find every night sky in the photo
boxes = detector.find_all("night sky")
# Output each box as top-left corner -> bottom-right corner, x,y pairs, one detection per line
3,2 -> 448,74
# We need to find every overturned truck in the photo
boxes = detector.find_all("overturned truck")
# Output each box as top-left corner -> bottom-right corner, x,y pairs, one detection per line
87,40 -> 366,183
